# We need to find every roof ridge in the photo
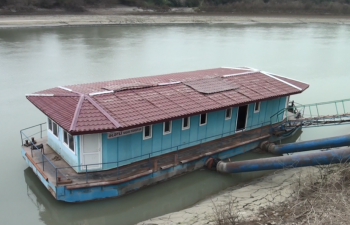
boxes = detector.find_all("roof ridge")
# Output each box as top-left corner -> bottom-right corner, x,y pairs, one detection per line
260,71 -> 302,91
69,95 -> 85,132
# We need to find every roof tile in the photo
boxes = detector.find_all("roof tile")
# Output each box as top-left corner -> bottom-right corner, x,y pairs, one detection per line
27,67 -> 309,134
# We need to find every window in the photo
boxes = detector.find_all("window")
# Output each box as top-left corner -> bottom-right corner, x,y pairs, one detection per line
182,117 -> 190,130
254,102 -> 261,113
143,125 -> 152,140
48,118 -> 58,137
63,130 -> 75,152
199,113 -> 207,126
225,108 -> 232,120
48,118 -> 52,131
163,121 -> 172,135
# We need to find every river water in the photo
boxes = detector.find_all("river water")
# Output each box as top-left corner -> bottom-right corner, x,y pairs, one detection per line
1,23 -> 350,225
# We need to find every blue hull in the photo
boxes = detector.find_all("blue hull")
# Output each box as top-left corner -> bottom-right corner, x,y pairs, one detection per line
23,140 -> 263,202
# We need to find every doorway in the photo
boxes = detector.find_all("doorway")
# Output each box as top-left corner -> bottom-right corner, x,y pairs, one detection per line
236,105 -> 248,131
80,133 -> 102,170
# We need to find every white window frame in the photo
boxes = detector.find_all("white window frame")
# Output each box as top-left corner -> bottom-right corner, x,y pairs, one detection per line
143,125 -> 152,140
225,108 -> 232,120
254,102 -> 261,113
163,121 -> 172,135
199,113 -> 207,126
63,130 -> 75,153
47,118 -> 59,138
182,117 -> 190,130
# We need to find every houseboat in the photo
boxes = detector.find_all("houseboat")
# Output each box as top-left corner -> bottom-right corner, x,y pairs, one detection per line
21,67 -> 309,202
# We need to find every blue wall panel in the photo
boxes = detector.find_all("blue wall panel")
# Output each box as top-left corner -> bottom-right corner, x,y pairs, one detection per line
151,123 -> 162,156
190,115 -> 199,145
94,96 -> 290,170
171,119 -> 181,151
180,119 -> 190,148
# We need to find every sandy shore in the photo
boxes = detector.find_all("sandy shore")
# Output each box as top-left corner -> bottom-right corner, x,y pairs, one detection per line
1,8 -> 350,28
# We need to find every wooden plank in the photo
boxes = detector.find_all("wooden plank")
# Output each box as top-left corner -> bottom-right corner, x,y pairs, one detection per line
66,169 -> 153,189
160,164 -> 174,170
25,152 -> 48,181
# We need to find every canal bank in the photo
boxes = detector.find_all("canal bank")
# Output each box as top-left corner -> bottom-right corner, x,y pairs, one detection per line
1,12 -> 350,28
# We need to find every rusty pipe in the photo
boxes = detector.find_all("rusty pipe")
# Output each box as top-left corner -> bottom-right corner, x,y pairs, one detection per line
216,147 -> 350,173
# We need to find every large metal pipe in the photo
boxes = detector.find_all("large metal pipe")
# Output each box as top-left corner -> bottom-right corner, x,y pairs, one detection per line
216,147 -> 350,173
264,134 -> 350,154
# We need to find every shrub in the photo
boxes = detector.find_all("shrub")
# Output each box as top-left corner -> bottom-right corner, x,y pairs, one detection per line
60,0 -> 85,11
0,0 -> 7,7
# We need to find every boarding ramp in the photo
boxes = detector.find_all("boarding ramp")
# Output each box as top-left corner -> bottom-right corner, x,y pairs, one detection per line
270,98 -> 350,135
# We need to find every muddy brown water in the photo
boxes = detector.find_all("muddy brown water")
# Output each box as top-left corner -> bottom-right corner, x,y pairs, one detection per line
1,23 -> 350,225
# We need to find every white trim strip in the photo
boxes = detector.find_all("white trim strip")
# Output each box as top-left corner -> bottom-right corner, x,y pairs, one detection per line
223,70 -> 258,77
57,86 -> 72,92
89,90 -> 114,96
243,66 -> 260,71
221,67 -> 255,71
261,71 -> 302,91
158,81 -> 181,86
26,94 -> 54,97
263,72 -> 310,85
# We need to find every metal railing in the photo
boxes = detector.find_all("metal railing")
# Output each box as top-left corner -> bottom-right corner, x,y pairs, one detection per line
270,98 -> 350,132
21,120 -> 272,185
20,122 -> 46,146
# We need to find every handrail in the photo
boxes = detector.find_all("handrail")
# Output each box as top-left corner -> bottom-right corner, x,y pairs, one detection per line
57,121 -> 271,169
270,98 -> 350,131
22,120 -> 271,184
20,122 -> 46,146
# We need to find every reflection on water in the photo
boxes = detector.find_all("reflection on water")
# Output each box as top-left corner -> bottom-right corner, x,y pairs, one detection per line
1,23 -> 350,225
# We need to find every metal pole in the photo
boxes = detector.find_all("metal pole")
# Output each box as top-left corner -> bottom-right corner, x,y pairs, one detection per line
342,100 -> 346,114
20,131 -> 23,146
85,165 -> 88,183
309,105 -> 312,118
335,102 -> 339,117
316,104 -> 320,117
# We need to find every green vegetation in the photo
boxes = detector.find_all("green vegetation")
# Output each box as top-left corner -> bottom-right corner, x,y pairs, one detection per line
1,0 -> 350,14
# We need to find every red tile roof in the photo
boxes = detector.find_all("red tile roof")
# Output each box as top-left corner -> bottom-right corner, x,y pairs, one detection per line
26,67 -> 309,135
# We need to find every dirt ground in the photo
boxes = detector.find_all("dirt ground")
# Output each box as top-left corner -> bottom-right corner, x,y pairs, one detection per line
139,162 -> 350,225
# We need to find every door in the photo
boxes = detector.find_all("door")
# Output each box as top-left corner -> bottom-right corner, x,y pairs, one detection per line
80,134 -> 102,170
236,105 -> 248,131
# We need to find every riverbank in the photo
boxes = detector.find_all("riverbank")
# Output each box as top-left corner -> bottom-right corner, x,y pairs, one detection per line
1,10 -> 350,28
139,161 -> 350,225
138,167 -> 310,225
